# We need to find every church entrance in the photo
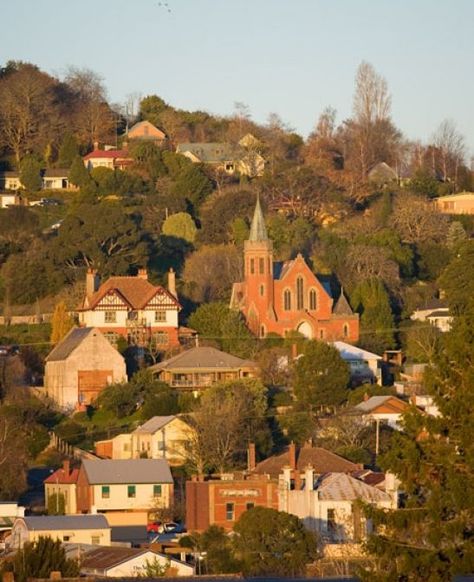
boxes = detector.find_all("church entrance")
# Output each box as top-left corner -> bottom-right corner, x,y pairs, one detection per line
297,321 -> 313,339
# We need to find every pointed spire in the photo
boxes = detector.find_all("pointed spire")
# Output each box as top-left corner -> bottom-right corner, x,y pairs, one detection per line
248,194 -> 268,242
333,287 -> 354,315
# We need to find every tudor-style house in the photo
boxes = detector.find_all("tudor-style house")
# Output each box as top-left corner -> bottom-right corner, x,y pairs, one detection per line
230,197 -> 359,341
78,268 -> 181,349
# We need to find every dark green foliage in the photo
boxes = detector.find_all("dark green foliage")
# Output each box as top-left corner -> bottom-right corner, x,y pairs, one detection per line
293,340 -> 350,407
140,386 -> 180,420
351,278 -> 395,353
47,492 -> 65,515
2,537 -> 79,582
19,155 -> 42,191
416,241 -> 451,281
171,164 -> 213,214
188,302 -> 256,358
181,526 -> 240,574
438,240 -> 474,314
407,170 -> 441,198
335,445 -> 372,465
57,133 -> 79,168
233,506 -> 319,576
68,155 -> 92,188
55,419 -> 86,445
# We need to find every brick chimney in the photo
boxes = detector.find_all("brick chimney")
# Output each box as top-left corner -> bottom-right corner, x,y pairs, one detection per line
62,459 -> 70,477
137,268 -> 148,280
86,268 -> 99,299
289,441 -> 297,470
168,268 -> 177,298
93,141 -> 99,151
363,392 -> 370,402
247,443 -> 256,472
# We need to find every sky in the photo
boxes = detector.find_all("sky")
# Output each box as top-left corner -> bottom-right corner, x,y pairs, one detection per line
1,0 -> 473,155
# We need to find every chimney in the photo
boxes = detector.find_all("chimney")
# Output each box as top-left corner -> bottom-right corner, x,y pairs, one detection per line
363,392 -> 370,402
93,141 -> 99,151
86,268 -> 99,299
168,268 -> 177,298
291,343 -> 298,359
62,459 -> 70,477
289,441 -> 296,470
305,465 -> 314,491
247,443 -> 256,472
137,268 -> 148,280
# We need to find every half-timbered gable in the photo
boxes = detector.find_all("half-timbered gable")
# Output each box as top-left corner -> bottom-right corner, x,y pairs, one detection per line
230,198 -> 360,342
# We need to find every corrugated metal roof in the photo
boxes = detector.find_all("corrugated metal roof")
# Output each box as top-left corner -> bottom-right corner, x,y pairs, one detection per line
133,416 -> 176,435
46,327 -> 94,362
150,346 -> 256,372
331,341 -> 382,361
316,472 -> 392,502
83,459 -> 173,484
22,515 -> 109,531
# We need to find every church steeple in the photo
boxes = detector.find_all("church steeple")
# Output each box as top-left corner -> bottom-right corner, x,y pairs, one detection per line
248,195 -> 268,242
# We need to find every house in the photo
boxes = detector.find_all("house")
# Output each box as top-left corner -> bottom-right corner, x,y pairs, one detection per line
0,502 -> 25,547
95,415 -> 192,465
127,120 -> 166,145
78,268 -> 182,349
76,459 -> 173,526
176,143 -> 265,177
368,162 -> 398,185
355,394 -> 413,429
0,169 -> 74,191
83,144 -> 132,171
279,469 -> 397,545
230,197 -> 360,341
149,346 -> 259,393
44,327 -> 127,410
44,460 -> 79,514
435,192 -> 474,215
331,341 -> 383,385
0,193 -> 23,208
186,474 -> 279,533
250,442 -> 362,481
78,545 -> 194,577
8,515 -> 111,549
411,298 -> 452,332
0,171 -> 21,190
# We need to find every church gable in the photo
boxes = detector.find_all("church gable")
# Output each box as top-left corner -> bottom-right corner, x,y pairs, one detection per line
274,254 -> 332,302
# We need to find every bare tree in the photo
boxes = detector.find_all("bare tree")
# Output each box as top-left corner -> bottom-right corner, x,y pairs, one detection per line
431,119 -> 466,189
391,192 -> 449,244
353,61 -> 391,126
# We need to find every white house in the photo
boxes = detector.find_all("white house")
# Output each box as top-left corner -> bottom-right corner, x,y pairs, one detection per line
8,515 -> 111,549
77,459 -> 174,526
355,394 -> 414,430
411,299 -> 452,332
279,468 -> 396,545
331,341 -> 383,385
78,545 -> 194,577
95,415 -> 192,465
0,193 -> 23,208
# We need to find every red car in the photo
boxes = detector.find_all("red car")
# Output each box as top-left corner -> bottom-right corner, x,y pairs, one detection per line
146,520 -> 162,534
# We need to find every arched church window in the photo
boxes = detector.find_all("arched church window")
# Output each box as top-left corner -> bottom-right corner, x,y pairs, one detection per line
259,257 -> 265,274
284,289 -> 291,311
250,258 -> 255,274
309,289 -> 317,310
296,277 -> 304,310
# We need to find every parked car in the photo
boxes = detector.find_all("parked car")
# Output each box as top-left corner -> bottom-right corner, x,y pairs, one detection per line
146,521 -> 162,535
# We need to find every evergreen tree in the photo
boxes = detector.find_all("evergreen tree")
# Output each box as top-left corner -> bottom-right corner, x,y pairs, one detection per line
50,302 -> 74,344
162,212 -> 197,243
69,155 -> 91,188
362,295 -> 474,580
57,133 -> 79,167
351,277 -> 395,353
293,340 -> 350,408
446,220 -> 467,251
19,155 -> 42,191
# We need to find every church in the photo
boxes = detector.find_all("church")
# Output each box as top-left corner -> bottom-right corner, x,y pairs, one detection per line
230,198 -> 360,342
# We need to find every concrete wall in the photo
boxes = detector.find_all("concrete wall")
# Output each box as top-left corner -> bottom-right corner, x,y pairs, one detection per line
91,482 -> 172,512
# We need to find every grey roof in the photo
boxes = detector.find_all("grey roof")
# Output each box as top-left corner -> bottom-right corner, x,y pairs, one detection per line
177,142 -> 242,163
133,415 -> 176,435
355,395 -> 394,412
150,346 -> 257,372
22,515 -> 109,531
315,473 -> 392,502
333,289 -> 354,316
427,309 -> 451,318
43,168 -> 70,178
248,195 -> 268,242
46,327 -> 94,362
82,459 -> 173,484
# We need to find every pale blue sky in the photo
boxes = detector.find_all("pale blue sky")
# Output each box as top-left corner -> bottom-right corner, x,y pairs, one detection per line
1,0 -> 473,154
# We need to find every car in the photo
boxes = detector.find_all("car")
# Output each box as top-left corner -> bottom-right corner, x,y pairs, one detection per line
0,346 -> 8,357
146,520 -> 162,535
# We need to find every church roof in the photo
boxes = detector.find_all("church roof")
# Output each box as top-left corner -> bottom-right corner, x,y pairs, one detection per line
248,196 -> 268,242
333,289 -> 353,315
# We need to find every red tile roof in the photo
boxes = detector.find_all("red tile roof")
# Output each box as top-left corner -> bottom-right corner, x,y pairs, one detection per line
83,149 -> 130,160
44,467 -> 79,485
84,276 -> 180,311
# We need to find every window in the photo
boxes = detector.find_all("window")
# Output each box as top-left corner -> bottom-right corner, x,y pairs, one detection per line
246,502 -> 255,511
327,508 -> 336,534
127,310 -> 138,321
153,485 -> 162,497
226,502 -> 235,521
104,311 -> 116,323
153,331 -> 169,345
128,485 -> 136,498
309,289 -> 317,310
319,329 -> 325,340
155,311 -> 166,322
343,323 -> 349,338
283,289 -> 291,311
259,257 -> 265,274
91,536 -> 100,545
63,535 -> 71,542
296,277 -> 304,310
101,486 -> 110,499
259,284 -> 265,297
260,325 -> 266,338
250,258 -> 255,274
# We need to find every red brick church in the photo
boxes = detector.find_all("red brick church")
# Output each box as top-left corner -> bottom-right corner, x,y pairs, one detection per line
230,197 -> 359,342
